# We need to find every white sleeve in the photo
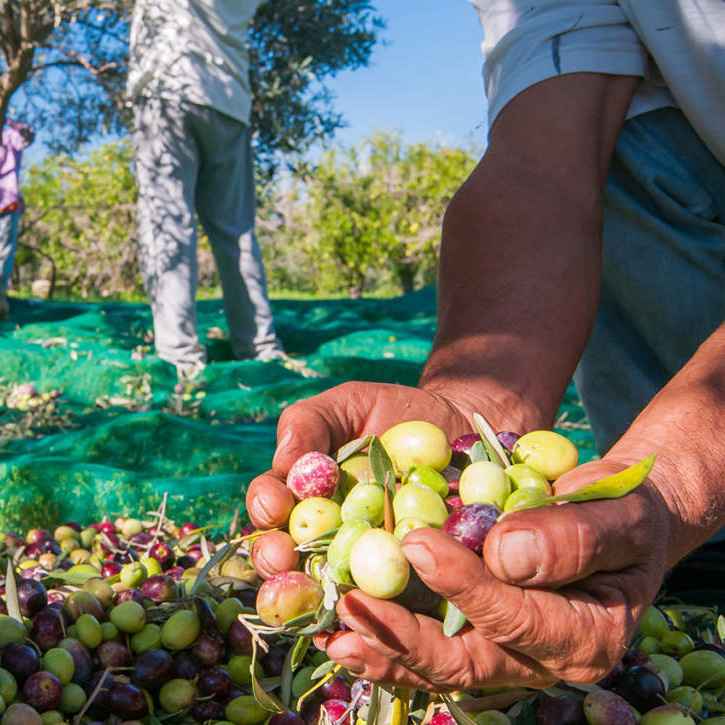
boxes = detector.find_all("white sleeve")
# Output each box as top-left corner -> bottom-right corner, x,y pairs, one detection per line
472,1 -> 650,129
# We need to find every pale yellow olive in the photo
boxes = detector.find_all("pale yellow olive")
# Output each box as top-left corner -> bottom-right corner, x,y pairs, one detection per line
393,517 -> 428,541
288,497 -> 342,545
380,421 -> 451,474
459,461 -> 511,510
512,430 -> 579,480
341,484 -> 385,526
327,521 -> 372,585
503,488 -> 547,513
504,464 -> 552,495
350,530 -> 410,599
393,483 -> 448,528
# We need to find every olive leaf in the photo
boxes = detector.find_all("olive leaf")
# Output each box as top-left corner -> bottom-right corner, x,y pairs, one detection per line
291,635 -> 311,670
440,695 -> 479,725
251,634 -> 284,713
296,664 -> 341,711
369,435 -> 396,494
473,412 -> 509,468
282,611 -> 317,629
499,454 -> 656,516
190,542 -> 237,595
43,568 -> 101,587
718,615 -> 725,642
295,605 -> 337,636
367,684 -> 382,725
280,646 -> 295,708
337,435 -> 373,464
311,659 -> 337,680
442,600 -> 467,637
4,560 -> 22,624
468,441 -> 488,464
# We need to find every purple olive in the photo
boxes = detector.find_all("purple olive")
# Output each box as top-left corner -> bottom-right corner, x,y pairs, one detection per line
85,670 -> 114,715
166,566 -> 185,582
597,661 -> 625,690
320,676 -> 351,702
321,699 -> 351,724
612,666 -> 666,714
109,682 -> 148,719
227,619 -> 253,655
443,503 -> 499,553
172,652 -> 201,680
393,569 -> 441,616
17,580 -> 48,618
31,608 -> 64,651
192,631 -> 225,666
100,561 -> 121,578
191,700 -> 226,722
149,543 -> 174,569
141,575 -> 176,603
198,668 -> 232,700
496,431 -> 521,452
269,712 -> 306,725
239,589 -> 257,609
114,589 -> 145,607
22,671 -> 63,712
97,640 -> 131,668
262,644 -> 287,677
59,638 -> 93,686
2,643 -> 40,683
536,694 -> 586,724
131,532 -> 153,547
195,598 -> 218,632
450,433 -> 480,469
132,649 -> 174,691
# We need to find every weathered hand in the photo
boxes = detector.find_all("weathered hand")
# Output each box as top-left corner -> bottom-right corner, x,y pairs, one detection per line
317,458 -> 673,690
245,382 -> 486,535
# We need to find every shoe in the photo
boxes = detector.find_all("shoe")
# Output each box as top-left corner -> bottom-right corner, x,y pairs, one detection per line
0,295 -> 8,320
176,360 -> 206,382
254,346 -> 288,363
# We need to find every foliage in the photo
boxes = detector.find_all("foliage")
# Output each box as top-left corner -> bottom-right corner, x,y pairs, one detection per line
2,0 -> 383,173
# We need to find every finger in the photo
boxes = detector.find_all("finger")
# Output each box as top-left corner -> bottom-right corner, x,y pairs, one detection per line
336,590 -> 553,690
246,472 -> 295,529
324,630 -> 438,690
484,477 -> 664,589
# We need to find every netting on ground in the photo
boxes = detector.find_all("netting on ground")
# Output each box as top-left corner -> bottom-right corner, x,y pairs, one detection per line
0,288 -> 596,531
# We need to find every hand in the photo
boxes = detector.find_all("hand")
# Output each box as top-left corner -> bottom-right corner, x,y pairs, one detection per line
246,382 -> 481,533
316,458 -> 674,690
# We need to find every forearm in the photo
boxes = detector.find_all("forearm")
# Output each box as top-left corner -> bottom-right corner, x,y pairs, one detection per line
608,324 -> 725,566
419,73 -> 637,433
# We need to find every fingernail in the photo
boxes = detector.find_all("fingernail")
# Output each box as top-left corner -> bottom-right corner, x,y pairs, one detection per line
402,542 -> 436,575
497,530 -> 540,583
277,428 -> 294,451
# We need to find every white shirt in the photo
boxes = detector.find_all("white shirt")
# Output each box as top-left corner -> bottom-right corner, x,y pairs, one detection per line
471,1 -> 725,165
128,0 -> 262,125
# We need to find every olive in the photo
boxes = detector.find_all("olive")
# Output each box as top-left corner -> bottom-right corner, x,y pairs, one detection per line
17,581 -> 47,619
443,503 -> 499,553
227,618 -> 254,656
666,686 -> 703,714
638,606 -> 671,639
679,649 -> 725,688
57,639 -> 92,687
120,562 -> 147,589
613,666 -> 666,713
320,676 -> 352,701
97,640 -> 131,669
637,636 -> 661,655
215,598 -> 244,635
59,683 -> 86,715
339,455 -> 375,490
22,671 -> 63,712
2,644 -> 40,684
101,622 -> 118,641
512,430 -> 578,480
256,572 -> 323,627
0,616 -> 26,648
504,464 -> 551,495
130,623 -> 162,654
226,695 -> 269,725
341,484 -> 385,527
380,421 -> 452,474
640,704 -> 695,724
393,483 -> 448,528
648,654 -> 684,689
261,644 -> 287,677
132,649 -> 173,691
251,532 -> 300,580
192,631 -> 225,666
40,711 -> 63,725
139,555 -> 163,577
327,521 -> 372,585
405,465 -> 449,498
108,682 -> 148,719
75,614 -> 102,650
535,694 -> 586,724
198,667 -> 232,699
269,712 -> 305,725
287,452 -> 340,500
393,517 -> 428,540
583,689 -> 637,724
82,579 -> 114,609
109,601 -> 146,634
120,519 -> 144,539
63,591 -> 104,623
350,530 -> 410,599
161,609 -> 201,650
0,668 -> 17,705
2,703 -> 42,725
503,488 -> 548,512
191,700 -> 226,722
159,678 -> 197,714
659,631 -> 695,657
40,650 -> 74,686
288,498 -> 342,546
459,462 -> 511,510
140,574 -> 176,604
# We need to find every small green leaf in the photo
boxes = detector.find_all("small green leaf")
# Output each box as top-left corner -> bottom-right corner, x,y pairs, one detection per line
191,542 -> 236,595
42,568 -> 100,587
501,454 -> 656,515
337,435 -> 372,464
291,636 -> 312,671
441,695 -> 479,725
369,435 -> 396,492
718,615 -> 725,642
5,560 -> 22,624
251,635 -> 284,713
281,647 -> 294,708
468,441 -> 488,463
282,611 -> 317,629
311,659 -> 336,680
295,605 -> 337,636
473,412 -> 509,468
442,600 -> 467,637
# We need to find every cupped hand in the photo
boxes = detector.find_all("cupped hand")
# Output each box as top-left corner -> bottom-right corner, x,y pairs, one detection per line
246,382 -> 483,532
317,458 -> 674,690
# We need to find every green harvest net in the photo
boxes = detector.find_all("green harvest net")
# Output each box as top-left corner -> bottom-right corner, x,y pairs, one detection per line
0,288 -> 596,532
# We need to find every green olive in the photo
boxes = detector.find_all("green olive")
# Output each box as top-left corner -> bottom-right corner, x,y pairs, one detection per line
140,556 -> 163,577
226,695 -> 269,725
40,711 -> 63,725
120,562 -> 147,589
0,616 -> 26,648
228,655 -> 263,687
405,465 -> 449,498
393,483 -> 448,528
504,464 -> 552,495
637,636 -> 660,656
341,484 -> 385,526
512,430 -> 579,480
327,521 -> 372,585
82,579 -> 114,609
42,648 -> 75,685
649,654 -> 684,690
680,650 -> 725,689
502,488 -> 548,513
101,622 -> 118,641
340,455 -> 375,492
393,517 -> 428,540
109,601 -> 146,634
459,462 -> 511,509
215,598 -> 244,635
2,704 -> 42,725
75,614 -> 103,650
380,421 -> 452,474
59,683 -> 86,715
659,631 -> 695,657
638,606 -> 671,639
159,678 -> 197,714
666,686 -> 703,714
131,623 -> 162,654
640,705 -> 695,724
161,610 -> 201,650
0,668 -> 17,704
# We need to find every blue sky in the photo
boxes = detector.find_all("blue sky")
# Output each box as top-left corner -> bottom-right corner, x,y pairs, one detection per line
324,0 -> 488,152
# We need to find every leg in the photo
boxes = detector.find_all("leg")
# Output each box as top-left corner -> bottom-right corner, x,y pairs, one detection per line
192,108 -> 282,359
133,98 -> 205,371
0,211 -> 19,292
575,108 -> 725,453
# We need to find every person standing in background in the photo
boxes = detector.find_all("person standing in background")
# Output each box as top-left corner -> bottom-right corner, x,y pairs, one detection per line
128,0 -> 285,378
0,119 -> 34,320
